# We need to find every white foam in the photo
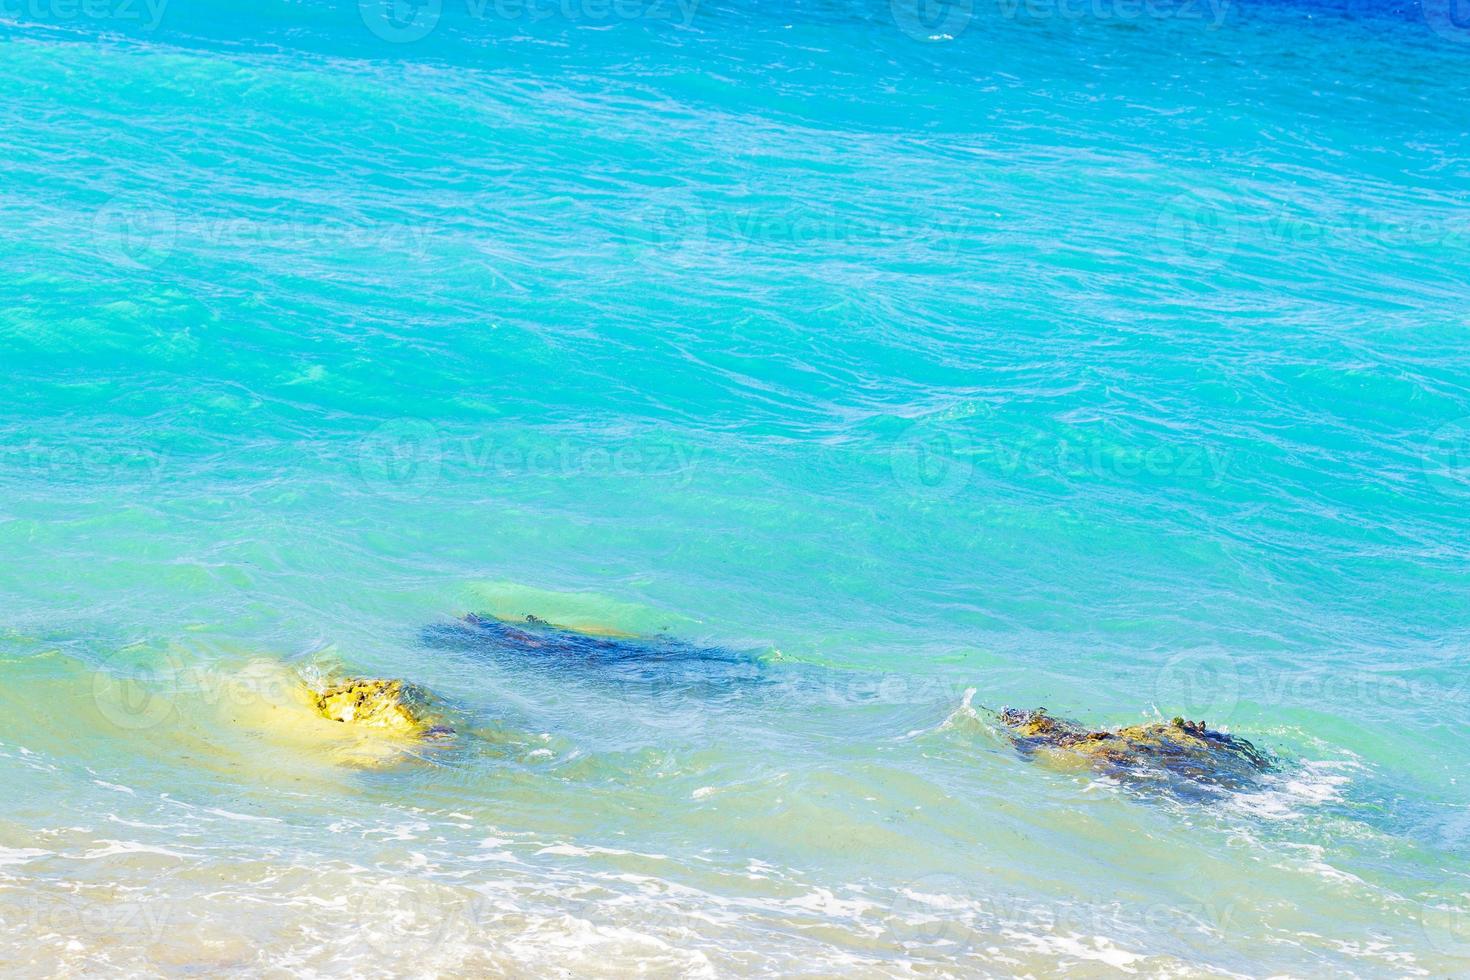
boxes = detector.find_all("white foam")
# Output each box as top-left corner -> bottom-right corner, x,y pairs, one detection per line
0,846 -> 48,867
92,780 -> 135,795
1227,758 -> 1357,821
79,840 -> 192,860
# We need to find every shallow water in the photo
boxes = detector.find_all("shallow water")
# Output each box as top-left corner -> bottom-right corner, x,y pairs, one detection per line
3,0 -> 1470,974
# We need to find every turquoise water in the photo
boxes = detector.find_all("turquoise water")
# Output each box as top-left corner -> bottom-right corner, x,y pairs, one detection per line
3,0 -> 1470,974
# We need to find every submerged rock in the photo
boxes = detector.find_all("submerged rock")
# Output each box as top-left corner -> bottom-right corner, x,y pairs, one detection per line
996,708 -> 1272,791
313,678 -> 453,740
419,614 -> 772,717
422,613 -> 724,662
422,613 -> 758,675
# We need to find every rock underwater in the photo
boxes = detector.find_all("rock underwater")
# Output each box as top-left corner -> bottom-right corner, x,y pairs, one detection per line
420,613 -> 765,692
313,678 -> 454,740
198,659 -> 457,771
996,707 -> 1273,793
422,613 -> 746,663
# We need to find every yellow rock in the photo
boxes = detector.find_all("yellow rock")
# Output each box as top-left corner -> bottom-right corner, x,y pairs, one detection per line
212,662 -> 453,768
314,679 -> 425,736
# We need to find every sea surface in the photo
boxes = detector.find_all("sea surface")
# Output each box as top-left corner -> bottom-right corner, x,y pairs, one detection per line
2,0 -> 1469,975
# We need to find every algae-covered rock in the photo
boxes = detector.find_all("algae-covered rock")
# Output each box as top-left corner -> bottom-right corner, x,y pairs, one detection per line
997,708 -> 1271,790
313,678 -> 451,739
